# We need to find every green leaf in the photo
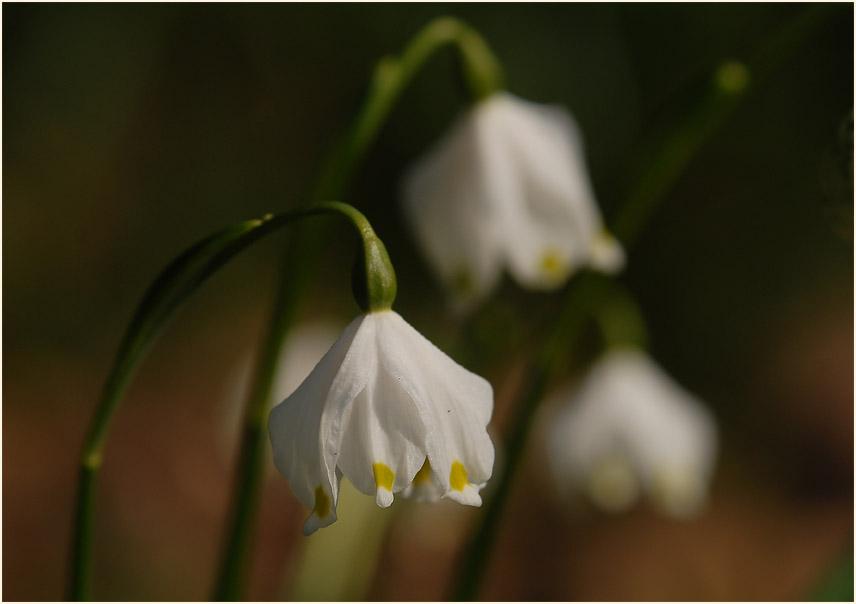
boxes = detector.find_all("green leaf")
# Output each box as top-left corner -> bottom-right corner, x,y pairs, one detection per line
89,214 -> 277,453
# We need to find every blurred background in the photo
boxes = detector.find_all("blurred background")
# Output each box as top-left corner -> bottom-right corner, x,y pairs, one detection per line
3,2 -> 853,600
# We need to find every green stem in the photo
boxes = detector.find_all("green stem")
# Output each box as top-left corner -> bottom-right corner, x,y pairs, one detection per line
316,16 -> 503,200
68,202 -> 383,601
809,541 -> 854,601
451,273 -> 608,602
452,4 -> 837,599
212,17 -> 503,602
592,283 -> 649,352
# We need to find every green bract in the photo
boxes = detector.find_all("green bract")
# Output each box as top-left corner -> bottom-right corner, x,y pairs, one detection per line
352,234 -> 397,312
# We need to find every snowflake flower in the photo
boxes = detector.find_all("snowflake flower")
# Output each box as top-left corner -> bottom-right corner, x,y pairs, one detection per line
269,310 -> 495,535
547,348 -> 717,517
403,92 -> 623,311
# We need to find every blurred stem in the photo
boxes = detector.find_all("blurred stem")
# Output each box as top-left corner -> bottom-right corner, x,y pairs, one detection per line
213,17 -> 503,602
809,542 -> 854,601
67,202 -> 382,602
612,3 -> 838,247
593,282 -> 649,352
451,271 -> 609,601
452,5 -> 836,600
317,16 -> 503,199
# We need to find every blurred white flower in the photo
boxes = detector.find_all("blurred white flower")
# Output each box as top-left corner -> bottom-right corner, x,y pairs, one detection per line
402,91 -> 623,311
269,310 -> 495,535
217,322 -> 342,472
547,348 -> 717,517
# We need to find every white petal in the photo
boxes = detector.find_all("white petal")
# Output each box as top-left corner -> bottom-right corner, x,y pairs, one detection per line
588,230 -> 625,274
548,381 -> 619,498
598,350 -> 717,479
497,94 -> 602,233
402,99 -> 512,311
584,453 -> 640,512
611,353 -> 717,517
375,311 -> 495,506
335,314 -> 429,507
301,470 -> 343,536
401,457 -> 444,502
489,94 -> 606,288
269,315 -> 371,530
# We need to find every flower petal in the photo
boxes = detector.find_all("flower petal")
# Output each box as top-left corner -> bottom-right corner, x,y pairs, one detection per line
402,101 -> 509,311
376,311 -> 495,506
401,457 -> 444,502
547,348 -> 717,516
490,94 -> 610,287
300,470 -> 343,536
336,316 -> 429,508
269,314 -> 372,531
588,230 -> 625,274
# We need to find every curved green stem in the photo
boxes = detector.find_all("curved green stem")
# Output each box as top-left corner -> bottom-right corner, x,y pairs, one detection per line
451,272 -> 608,602
67,202 -> 386,601
316,16 -> 503,201
452,4 -> 837,599
212,17 -> 503,602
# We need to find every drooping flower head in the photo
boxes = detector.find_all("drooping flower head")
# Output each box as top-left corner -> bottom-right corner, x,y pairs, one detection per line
547,348 -> 717,517
269,310 -> 494,535
403,92 -> 624,311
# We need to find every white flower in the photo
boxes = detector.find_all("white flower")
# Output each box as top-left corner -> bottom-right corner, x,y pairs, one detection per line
402,91 -> 624,311
547,348 -> 717,517
268,310 -> 495,535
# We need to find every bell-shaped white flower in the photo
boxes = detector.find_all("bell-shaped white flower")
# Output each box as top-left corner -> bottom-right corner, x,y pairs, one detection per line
547,348 -> 717,517
402,91 -> 624,311
268,310 -> 495,535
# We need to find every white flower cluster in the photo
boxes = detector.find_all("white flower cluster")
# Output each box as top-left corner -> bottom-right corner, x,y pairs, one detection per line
268,90 -> 716,534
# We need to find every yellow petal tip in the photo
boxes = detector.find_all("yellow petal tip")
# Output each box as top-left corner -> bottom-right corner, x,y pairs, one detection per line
450,461 -> 469,492
373,462 -> 395,491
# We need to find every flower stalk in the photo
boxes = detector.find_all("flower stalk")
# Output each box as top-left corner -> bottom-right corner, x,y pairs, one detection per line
213,16 -> 502,601
317,16 -> 503,200
592,283 -> 649,352
452,4 -> 836,599
68,202 -> 390,601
